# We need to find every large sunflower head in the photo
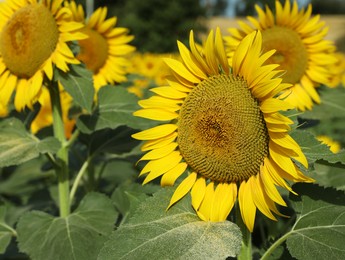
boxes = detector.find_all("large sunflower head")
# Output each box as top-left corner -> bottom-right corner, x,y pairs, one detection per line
0,0 -> 86,111
224,0 -> 338,111
67,1 -> 135,92
132,28 -> 313,232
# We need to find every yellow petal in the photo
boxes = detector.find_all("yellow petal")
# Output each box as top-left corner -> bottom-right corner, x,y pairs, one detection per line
197,182 -> 215,221
132,124 -> 177,140
142,151 -> 182,184
239,180 -> 256,232
167,172 -> 197,209
134,108 -> 178,121
260,164 -> 287,206
191,177 -> 207,211
139,142 -> 178,162
260,98 -> 295,113
218,182 -> 237,220
160,162 -> 188,186
250,175 -> 277,221
150,87 -> 187,99
164,58 -> 201,84
141,132 -> 178,152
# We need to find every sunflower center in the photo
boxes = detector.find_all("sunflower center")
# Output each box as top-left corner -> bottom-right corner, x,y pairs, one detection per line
178,74 -> 269,183
261,26 -> 308,84
0,3 -> 59,78
77,27 -> 108,73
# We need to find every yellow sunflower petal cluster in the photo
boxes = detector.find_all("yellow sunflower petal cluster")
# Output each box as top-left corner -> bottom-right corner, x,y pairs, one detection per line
328,52 -> 345,88
132,28 -> 313,232
0,0 -> 86,112
126,52 -> 172,98
67,1 -> 135,92
317,135 -> 341,154
31,86 -> 75,139
224,0 -> 337,111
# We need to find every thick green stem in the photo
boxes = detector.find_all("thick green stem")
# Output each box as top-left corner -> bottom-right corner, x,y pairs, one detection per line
236,204 -> 252,260
49,83 -> 70,217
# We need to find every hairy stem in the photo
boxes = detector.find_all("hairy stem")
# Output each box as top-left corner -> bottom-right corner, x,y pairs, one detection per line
49,82 -> 70,217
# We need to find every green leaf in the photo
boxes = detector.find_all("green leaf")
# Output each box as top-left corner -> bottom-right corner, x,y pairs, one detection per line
311,162 -> 345,191
300,87 -> 345,120
57,64 -> 94,113
0,206 -> 13,254
99,188 -> 242,259
291,129 -> 345,165
111,183 -> 161,224
76,86 -> 156,133
0,157 -> 54,197
17,192 -> 117,260
286,183 -> 345,260
0,118 -> 61,167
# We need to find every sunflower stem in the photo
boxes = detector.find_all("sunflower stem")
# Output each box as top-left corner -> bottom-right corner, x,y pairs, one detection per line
49,82 -> 70,218
236,204 -> 252,260
260,232 -> 290,260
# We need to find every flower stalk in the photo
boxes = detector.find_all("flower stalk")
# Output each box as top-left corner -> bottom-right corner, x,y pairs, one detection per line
49,81 -> 70,217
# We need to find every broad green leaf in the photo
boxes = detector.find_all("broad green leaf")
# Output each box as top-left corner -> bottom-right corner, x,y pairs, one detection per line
300,87 -> 345,120
291,129 -> 345,165
99,188 -> 242,260
57,64 -> 94,113
0,206 -> 13,254
76,86 -> 156,133
17,192 -> 117,260
111,183 -> 161,225
285,184 -> 345,260
0,118 -> 60,167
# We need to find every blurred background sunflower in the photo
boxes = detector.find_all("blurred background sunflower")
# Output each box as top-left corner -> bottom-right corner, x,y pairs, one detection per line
67,1 -> 136,93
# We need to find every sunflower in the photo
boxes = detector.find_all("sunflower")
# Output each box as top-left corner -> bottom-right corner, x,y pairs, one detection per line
132,28 -> 313,232
67,1 -> 135,92
328,52 -> 345,88
126,52 -> 172,98
31,86 -> 75,139
224,0 -> 337,111
0,0 -> 86,111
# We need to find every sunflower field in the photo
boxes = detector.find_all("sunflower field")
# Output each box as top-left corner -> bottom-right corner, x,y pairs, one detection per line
1,0 -> 345,259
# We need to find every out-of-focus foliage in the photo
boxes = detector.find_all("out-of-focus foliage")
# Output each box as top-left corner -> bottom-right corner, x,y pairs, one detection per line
94,0 -> 207,53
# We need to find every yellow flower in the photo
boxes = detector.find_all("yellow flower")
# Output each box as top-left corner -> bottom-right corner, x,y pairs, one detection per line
317,135 -> 341,154
0,0 -> 86,111
127,52 -> 171,85
31,86 -> 75,139
224,0 -> 337,111
126,52 -> 172,98
328,52 -> 345,88
67,1 -> 135,92
132,28 -> 312,232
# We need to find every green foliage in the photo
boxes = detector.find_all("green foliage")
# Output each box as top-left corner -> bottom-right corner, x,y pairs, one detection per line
99,188 -> 242,259
97,0 -> 207,53
76,85 -> 156,134
0,206 -> 13,254
287,184 -> 345,260
57,64 -> 94,113
17,193 -> 117,260
0,118 -> 60,168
